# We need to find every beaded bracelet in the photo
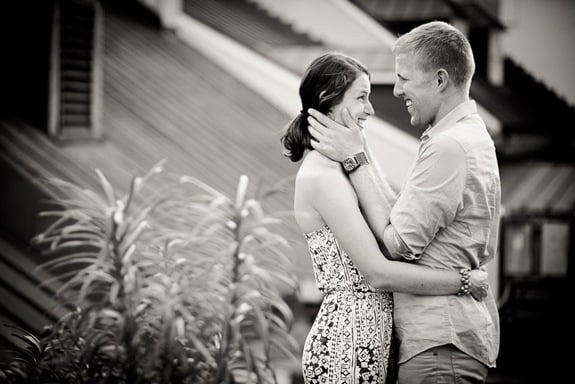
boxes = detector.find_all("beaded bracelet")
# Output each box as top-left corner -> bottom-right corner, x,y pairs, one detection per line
457,268 -> 471,296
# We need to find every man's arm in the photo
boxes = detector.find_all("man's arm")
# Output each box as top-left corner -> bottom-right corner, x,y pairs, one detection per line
387,135 -> 467,260
311,166 -> 489,299
347,148 -> 399,257
308,108 -> 398,254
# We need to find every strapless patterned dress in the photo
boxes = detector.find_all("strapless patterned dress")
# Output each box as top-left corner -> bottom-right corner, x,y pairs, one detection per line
302,225 -> 394,384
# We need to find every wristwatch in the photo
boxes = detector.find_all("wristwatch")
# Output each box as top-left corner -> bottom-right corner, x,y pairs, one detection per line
342,151 -> 369,173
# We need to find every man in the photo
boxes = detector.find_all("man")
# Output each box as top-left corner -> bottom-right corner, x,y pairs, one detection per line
306,21 -> 500,384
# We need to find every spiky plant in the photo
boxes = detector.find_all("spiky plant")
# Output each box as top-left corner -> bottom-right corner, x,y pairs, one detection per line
0,162 -> 299,384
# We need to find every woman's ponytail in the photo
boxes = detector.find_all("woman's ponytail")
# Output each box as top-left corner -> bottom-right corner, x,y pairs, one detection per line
280,111 -> 313,162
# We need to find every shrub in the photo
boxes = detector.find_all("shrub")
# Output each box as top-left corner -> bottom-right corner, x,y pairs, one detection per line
0,161 -> 299,384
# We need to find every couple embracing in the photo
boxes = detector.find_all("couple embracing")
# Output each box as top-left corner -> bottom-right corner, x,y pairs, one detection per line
282,21 -> 500,384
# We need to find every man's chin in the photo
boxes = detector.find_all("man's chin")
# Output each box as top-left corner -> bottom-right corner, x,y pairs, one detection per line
409,117 -> 425,129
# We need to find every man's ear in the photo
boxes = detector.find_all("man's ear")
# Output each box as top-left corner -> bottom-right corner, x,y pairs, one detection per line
436,69 -> 448,91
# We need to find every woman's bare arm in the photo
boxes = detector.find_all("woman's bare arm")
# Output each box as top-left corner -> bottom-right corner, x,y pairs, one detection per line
310,168 -> 486,295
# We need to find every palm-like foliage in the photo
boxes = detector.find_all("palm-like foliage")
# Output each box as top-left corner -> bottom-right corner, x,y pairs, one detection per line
0,162 -> 299,384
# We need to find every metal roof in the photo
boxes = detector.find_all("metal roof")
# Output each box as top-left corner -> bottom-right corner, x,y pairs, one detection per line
500,162 -> 575,214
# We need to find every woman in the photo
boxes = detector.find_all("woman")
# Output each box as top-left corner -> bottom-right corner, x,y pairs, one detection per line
281,52 -> 487,384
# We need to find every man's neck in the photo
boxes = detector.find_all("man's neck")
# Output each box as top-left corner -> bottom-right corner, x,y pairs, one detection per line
434,88 -> 469,127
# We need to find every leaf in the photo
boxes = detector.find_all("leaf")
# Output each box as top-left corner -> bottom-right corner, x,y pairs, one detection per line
94,168 -> 116,207
78,269 -> 114,303
235,175 -> 249,210
269,335 -> 299,363
188,330 -> 215,365
118,220 -> 148,256
252,266 -> 298,293
109,281 -> 120,304
179,174 -> 224,198
36,253 -> 99,272
5,327 -> 40,351
266,311 -> 290,333
38,268 -> 81,291
141,158 -> 167,184
269,299 -> 294,329
32,212 -> 72,241
239,297 -> 269,346
123,176 -> 142,214
238,338 -> 254,376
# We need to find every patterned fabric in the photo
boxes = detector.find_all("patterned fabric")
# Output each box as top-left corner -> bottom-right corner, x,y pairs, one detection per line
302,225 -> 393,384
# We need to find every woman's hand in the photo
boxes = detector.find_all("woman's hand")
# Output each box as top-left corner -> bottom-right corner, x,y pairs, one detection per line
469,269 -> 489,302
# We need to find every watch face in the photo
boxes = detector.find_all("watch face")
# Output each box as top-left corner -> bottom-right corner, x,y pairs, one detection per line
343,157 -> 357,172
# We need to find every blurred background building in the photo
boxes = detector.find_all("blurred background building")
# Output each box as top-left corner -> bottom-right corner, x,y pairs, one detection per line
0,0 -> 573,382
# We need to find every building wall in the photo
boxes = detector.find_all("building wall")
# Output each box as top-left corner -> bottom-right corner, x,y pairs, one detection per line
499,0 -> 575,106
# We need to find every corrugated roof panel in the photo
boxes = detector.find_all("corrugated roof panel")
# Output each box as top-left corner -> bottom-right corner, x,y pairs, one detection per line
500,163 -> 575,214
94,8 -> 299,204
353,0 -> 452,20
553,171 -> 575,211
528,166 -> 574,211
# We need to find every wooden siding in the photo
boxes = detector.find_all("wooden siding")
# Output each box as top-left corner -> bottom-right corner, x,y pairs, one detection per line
0,0 -> 315,344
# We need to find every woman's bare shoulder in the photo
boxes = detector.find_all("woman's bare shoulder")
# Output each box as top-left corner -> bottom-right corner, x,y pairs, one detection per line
297,151 -> 342,182
294,151 -> 347,232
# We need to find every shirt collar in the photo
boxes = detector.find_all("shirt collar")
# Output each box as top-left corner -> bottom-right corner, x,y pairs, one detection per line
420,100 -> 478,140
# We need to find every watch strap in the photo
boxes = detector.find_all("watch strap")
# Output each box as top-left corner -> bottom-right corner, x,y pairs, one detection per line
355,151 -> 369,166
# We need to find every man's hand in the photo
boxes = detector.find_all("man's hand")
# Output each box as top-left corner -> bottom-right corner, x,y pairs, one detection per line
308,108 -> 365,162
468,269 -> 489,302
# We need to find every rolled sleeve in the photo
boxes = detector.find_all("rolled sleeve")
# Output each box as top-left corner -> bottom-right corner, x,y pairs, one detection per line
383,224 -> 415,260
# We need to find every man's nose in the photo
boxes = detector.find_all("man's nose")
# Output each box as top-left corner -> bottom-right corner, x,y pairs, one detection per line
393,82 -> 403,98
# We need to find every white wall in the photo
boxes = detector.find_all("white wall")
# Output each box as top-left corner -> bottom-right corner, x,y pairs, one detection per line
499,0 -> 575,106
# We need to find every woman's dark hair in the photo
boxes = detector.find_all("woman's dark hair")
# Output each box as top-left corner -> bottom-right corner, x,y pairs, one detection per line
281,52 -> 369,162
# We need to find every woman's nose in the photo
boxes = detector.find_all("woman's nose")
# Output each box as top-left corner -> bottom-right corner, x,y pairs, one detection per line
365,101 -> 375,115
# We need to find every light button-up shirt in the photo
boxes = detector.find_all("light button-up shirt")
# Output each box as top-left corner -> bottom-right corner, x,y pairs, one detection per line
383,100 -> 501,367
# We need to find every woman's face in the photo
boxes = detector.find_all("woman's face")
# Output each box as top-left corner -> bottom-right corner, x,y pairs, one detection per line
330,73 -> 374,129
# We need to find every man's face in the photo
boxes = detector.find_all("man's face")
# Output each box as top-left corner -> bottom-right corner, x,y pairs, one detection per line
330,73 -> 374,129
393,52 -> 440,129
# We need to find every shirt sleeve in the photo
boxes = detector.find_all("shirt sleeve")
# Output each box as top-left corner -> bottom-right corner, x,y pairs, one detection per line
385,135 -> 467,260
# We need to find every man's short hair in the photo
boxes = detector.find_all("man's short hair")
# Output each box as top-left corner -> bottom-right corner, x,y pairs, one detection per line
393,21 -> 476,88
